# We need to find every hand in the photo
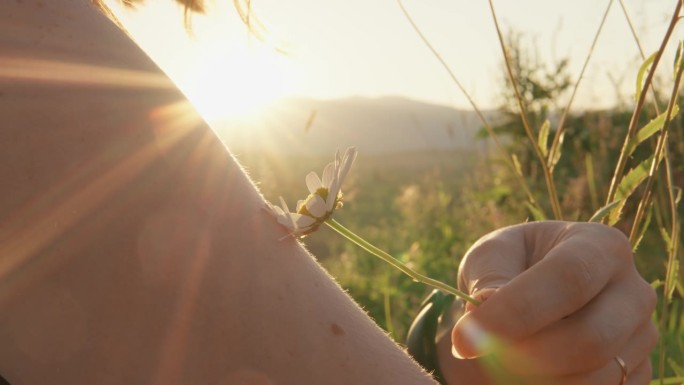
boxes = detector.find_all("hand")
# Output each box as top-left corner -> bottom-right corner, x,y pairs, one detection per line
447,221 -> 657,385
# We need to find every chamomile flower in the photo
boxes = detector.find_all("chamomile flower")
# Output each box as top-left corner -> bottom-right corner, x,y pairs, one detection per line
264,146 -> 478,305
267,147 -> 357,238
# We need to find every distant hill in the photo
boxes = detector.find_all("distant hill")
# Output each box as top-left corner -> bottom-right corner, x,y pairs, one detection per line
210,96 -> 495,156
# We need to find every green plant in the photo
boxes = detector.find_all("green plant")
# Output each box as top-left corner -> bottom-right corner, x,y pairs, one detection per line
399,0 -> 684,382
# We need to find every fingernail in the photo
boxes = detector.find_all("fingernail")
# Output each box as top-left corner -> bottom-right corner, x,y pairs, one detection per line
465,287 -> 500,312
451,315 -> 493,359
451,345 -> 462,359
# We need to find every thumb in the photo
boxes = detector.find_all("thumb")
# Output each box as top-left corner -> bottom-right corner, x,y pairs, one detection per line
463,287 -> 499,313
452,222 -> 578,359
451,287 -> 500,359
452,225 -> 529,359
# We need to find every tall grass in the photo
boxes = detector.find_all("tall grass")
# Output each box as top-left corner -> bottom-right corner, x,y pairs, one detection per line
397,0 -> 684,382
245,0 -> 684,382
412,0 -> 684,384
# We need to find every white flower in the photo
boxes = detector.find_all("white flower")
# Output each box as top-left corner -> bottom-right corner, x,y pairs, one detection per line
267,147 -> 358,238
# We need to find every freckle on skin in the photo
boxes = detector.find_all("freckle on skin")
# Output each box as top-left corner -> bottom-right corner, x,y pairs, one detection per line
330,323 -> 346,336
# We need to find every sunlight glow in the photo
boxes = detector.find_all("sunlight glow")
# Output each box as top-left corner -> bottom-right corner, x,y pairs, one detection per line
0,100 -> 196,298
102,0 -> 298,123
176,40 -> 295,122
104,0 -> 677,112
0,56 -> 173,89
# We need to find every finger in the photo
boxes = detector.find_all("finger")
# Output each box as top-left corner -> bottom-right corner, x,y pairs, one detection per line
624,360 -> 652,385
499,277 -> 657,376
501,318 -> 657,379
458,222 -> 570,313
457,224 -> 529,294
464,287 -> 499,313
453,223 -> 632,358
481,321 -> 656,385
556,352 -> 654,385
458,222 -> 600,293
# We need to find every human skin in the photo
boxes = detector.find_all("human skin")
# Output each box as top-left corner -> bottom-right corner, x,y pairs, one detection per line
0,2 -> 658,385
440,222 -> 658,385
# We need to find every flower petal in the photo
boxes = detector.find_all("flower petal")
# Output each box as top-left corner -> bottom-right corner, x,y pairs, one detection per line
290,213 -> 316,229
306,194 -> 327,218
306,172 -> 322,193
321,163 -> 335,188
327,179 -> 340,211
276,196 -> 300,229
337,147 -> 358,185
276,214 -> 295,229
268,148 -> 358,238
279,196 -> 292,213
335,149 -> 342,170
296,199 -> 306,213
264,201 -> 280,217
271,205 -> 285,217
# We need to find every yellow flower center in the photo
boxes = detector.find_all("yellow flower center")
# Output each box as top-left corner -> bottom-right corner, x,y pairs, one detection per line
315,187 -> 329,201
297,187 -> 330,218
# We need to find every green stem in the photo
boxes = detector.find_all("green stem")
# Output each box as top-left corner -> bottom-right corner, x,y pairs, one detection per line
397,0 -> 543,217
488,0 -> 563,220
325,218 -> 480,306
605,0 -> 681,206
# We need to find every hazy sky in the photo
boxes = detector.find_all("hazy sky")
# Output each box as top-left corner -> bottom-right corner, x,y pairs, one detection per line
107,0 -> 680,120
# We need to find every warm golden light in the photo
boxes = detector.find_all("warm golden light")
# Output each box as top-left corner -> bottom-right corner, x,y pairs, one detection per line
0,56 -> 173,89
101,0 -> 298,124
179,40 -> 294,122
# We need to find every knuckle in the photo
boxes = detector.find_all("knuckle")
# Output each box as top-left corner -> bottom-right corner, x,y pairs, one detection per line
639,280 -> 658,314
598,224 -> 633,263
459,235 -> 515,290
630,359 -> 653,385
556,254 -> 599,308
578,324 -> 620,370
569,322 -> 616,371
576,222 -> 633,263
631,360 -> 653,384
502,292 -> 539,337
625,277 -> 658,320
645,321 -> 659,352
463,233 -> 509,261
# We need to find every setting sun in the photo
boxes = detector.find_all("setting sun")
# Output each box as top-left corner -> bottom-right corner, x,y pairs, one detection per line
179,40 -> 294,121
103,0 -> 298,123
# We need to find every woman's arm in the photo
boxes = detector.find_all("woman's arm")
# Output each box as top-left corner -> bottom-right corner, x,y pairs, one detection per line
0,1 -> 436,383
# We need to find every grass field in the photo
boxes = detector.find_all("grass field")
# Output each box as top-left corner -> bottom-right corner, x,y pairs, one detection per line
229,1 -> 684,381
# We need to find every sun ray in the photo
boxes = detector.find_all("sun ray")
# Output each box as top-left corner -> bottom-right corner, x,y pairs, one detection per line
0,100 -> 199,309
179,42 -> 295,122
0,56 -> 174,89
144,128 -> 233,384
149,230 -> 211,385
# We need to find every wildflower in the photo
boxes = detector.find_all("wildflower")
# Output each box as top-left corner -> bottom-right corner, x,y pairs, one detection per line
265,146 -> 478,305
267,147 -> 357,238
